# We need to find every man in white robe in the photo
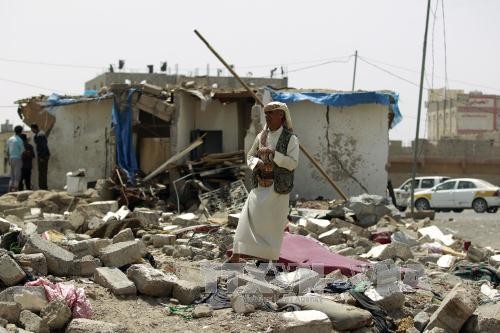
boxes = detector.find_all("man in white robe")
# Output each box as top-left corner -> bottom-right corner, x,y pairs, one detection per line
228,101 -> 299,263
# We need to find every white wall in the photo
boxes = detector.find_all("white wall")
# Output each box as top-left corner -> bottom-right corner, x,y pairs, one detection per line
173,91 -> 239,156
287,101 -> 389,199
43,99 -> 114,189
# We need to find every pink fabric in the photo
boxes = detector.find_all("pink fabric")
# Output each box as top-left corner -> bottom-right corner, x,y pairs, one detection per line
278,233 -> 371,276
25,278 -> 93,319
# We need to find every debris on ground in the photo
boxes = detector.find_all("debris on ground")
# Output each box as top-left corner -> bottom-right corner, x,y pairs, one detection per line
0,174 -> 498,332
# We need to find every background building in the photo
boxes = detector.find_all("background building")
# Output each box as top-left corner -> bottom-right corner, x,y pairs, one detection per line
426,88 -> 500,142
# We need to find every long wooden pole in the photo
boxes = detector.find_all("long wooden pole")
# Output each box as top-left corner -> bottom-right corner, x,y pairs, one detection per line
194,29 -> 348,200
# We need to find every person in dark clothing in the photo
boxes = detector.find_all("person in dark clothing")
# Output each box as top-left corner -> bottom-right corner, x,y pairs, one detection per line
18,134 -> 35,190
30,123 -> 50,190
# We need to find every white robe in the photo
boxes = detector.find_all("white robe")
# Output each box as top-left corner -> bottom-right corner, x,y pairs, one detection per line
233,126 -> 299,260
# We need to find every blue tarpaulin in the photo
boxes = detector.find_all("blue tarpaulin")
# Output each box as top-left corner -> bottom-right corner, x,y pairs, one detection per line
267,88 -> 402,128
112,89 -> 138,183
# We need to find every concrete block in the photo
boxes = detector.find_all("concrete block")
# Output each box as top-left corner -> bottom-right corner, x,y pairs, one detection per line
86,238 -> 112,257
67,240 -> 93,258
19,310 -> 49,333
172,280 -> 203,305
151,234 -> 176,248
489,254 -> 500,267
172,245 -> 193,259
0,254 -> 27,286
0,302 -> 21,324
173,213 -> 199,227
94,267 -> 136,296
425,284 -> 479,333
131,209 -> 160,227
86,201 -> 119,215
461,302 -> 500,333
0,218 -> 11,234
233,274 -> 285,300
299,218 -> 331,235
0,286 -> 48,312
414,311 -> 430,331
40,299 -> 71,330
406,210 -> 435,220
112,228 -> 135,244
318,228 -> 346,246
192,304 -> 213,318
70,256 -> 100,277
365,242 -> 413,261
35,219 -> 74,233
126,264 -> 177,297
278,310 -> 332,333
65,318 -> 127,333
365,287 -> 405,311
273,268 -> 320,294
162,245 -> 174,256
3,207 -> 31,220
22,234 -> 75,276
99,240 -> 146,268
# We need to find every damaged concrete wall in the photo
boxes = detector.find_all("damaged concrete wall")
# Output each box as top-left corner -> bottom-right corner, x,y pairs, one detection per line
172,91 -> 239,157
43,99 -> 115,189
288,102 -> 389,199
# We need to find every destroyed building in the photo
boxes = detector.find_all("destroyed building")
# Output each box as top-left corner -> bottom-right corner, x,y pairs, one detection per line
14,73 -> 401,199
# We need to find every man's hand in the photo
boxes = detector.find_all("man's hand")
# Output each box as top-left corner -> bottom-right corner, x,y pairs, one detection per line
254,160 -> 264,171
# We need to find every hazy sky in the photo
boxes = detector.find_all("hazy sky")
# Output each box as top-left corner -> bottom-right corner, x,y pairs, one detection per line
1,0 -> 499,142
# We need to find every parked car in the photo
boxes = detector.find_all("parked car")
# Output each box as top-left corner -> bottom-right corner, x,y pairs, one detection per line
394,176 -> 450,211
412,178 -> 500,213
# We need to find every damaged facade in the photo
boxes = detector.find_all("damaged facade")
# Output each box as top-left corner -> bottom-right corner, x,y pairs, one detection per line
15,74 -> 401,199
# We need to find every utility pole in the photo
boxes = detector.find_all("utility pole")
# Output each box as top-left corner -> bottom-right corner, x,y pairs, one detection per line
351,50 -> 358,91
410,0 -> 432,215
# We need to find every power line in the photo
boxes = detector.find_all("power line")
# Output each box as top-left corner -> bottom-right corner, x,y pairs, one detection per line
441,0 -> 449,90
358,56 -> 420,87
358,55 -> 500,92
0,77 -> 65,94
0,57 -> 103,70
287,56 -> 353,73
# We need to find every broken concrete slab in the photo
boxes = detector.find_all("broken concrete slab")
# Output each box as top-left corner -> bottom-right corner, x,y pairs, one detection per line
19,310 -> 49,333
0,254 -> 27,286
347,194 -> 392,227
0,286 -> 48,312
277,295 -> 372,331
22,234 -> 75,276
40,299 -> 71,330
278,310 -> 332,333
151,234 -> 176,248
364,242 -> 413,261
172,245 -> 193,259
231,274 -> 285,300
298,218 -> 331,235
65,318 -> 127,333
425,284 -> 479,333
173,213 -> 199,227
35,219 -> 74,233
70,255 -> 100,277
112,228 -> 135,244
94,267 -> 136,296
172,279 -> 203,305
99,240 -> 146,268
0,302 -> 21,324
86,201 -> 119,215
230,285 -> 265,314
126,264 -> 177,297
418,226 -> 454,247
489,254 -> 500,267
364,287 -> 405,311
318,228 -> 346,246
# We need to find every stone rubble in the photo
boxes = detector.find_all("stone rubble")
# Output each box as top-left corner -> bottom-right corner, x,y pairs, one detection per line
0,188 -> 498,332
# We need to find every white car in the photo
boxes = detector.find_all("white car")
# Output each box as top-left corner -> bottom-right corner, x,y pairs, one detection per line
412,178 -> 500,213
393,176 -> 450,211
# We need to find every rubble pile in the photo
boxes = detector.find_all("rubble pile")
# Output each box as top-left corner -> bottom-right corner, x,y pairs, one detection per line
0,189 -> 498,333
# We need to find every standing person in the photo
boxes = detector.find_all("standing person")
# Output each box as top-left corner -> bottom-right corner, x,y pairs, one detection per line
228,101 -> 299,264
30,123 -> 50,190
19,134 -> 35,190
6,125 -> 25,192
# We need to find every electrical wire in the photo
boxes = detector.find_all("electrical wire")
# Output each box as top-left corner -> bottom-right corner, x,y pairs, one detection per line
358,56 -> 419,87
0,57 -> 103,70
0,77 -> 66,93
287,55 -> 353,73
